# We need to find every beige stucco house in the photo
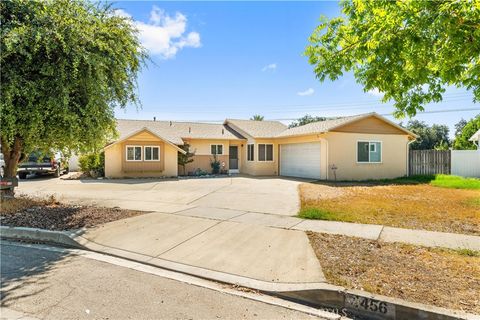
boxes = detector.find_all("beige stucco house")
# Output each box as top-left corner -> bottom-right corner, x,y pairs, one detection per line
104,112 -> 416,180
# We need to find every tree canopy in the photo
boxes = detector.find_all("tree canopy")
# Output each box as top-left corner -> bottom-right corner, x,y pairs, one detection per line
453,114 -> 480,150
305,0 -> 480,117
405,120 -> 450,150
289,115 -> 326,128
0,0 -> 146,178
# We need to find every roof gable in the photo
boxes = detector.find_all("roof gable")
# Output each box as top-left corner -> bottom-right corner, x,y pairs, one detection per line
105,127 -> 186,154
276,113 -> 416,138
332,115 -> 411,135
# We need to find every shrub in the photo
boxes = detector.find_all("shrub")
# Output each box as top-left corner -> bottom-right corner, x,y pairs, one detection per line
210,154 -> 221,174
79,152 -> 104,177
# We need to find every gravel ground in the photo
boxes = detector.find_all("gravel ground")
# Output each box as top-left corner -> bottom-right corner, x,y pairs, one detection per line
308,232 -> 480,315
0,197 -> 145,230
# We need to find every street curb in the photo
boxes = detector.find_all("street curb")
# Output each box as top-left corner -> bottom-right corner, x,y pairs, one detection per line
0,226 -> 85,249
1,226 -> 478,320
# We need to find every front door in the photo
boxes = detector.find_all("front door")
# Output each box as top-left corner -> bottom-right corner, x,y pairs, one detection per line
229,146 -> 238,170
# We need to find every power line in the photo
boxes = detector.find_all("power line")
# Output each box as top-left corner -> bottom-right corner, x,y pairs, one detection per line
148,93 -> 475,115
167,107 -> 480,123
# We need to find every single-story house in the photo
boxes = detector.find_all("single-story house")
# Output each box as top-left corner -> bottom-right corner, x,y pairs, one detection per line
103,112 -> 417,180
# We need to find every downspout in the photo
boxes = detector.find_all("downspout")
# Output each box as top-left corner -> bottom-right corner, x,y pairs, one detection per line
320,137 -> 328,180
406,138 -> 415,176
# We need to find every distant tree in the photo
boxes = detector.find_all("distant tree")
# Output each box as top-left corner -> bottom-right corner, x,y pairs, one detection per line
289,115 -> 327,128
305,0 -> 480,117
0,0 -> 146,191
250,115 -> 264,121
454,119 -> 468,137
406,120 -> 450,150
453,115 -> 480,150
178,143 -> 195,175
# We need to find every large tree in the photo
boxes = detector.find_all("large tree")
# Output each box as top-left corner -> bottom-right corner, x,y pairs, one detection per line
453,115 -> 480,150
1,0 -> 145,183
305,0 -> 480,117
405,120 -> 450,150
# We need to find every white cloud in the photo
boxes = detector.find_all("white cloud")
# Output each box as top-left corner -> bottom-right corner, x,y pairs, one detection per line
297,88 -> 314,96
262,63 -> 277,72
113,9 -> 132,19
367,88 -> 384,97
115,6 -> 201,59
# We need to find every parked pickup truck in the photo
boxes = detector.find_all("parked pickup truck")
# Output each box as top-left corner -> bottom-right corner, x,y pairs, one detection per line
17,151 -> 68,179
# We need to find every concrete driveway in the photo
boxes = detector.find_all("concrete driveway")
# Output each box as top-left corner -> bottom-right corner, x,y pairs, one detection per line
16,175 -> 325,284
17,175 -> 304,216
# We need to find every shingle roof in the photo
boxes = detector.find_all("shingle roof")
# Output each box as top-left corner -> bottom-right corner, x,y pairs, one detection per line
225,119 -> 288,138
275,114 -> 365,138
115,119 -> 245,145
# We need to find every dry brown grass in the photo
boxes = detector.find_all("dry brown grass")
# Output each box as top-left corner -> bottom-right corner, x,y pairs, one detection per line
299,182 -> 480,235
308,232 -> 480,315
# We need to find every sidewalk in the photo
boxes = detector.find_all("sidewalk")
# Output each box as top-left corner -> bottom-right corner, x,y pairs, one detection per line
167,207 -> 480,251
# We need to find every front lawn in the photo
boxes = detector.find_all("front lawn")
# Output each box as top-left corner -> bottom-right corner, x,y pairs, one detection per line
299,176 -> 480,235
308,232 -> 480,315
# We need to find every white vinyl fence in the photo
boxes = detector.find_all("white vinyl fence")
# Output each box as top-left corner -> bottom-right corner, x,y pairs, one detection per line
451,150 -> 480,178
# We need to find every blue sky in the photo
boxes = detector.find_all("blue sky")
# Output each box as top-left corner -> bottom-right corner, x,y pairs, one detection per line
113,1 -> 479,137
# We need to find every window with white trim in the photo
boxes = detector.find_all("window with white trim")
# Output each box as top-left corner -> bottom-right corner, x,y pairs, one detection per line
258,144 -> 273,161
247,144 -> 254,161
126,146 -> 142,161
211,144 -> 223,155
357,141 -> 382,163
144,146 -> 160,161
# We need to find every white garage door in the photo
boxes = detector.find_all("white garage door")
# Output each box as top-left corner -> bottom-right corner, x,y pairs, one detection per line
280,142 -> 321,179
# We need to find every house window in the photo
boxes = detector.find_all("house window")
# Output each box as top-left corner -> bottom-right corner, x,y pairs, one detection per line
126,146 -> 142,161
247,144 -> 254,161
144,146 -> 160,161
258,144 -> 273,161
211,144 -> 223,155
357,141 -> 382,163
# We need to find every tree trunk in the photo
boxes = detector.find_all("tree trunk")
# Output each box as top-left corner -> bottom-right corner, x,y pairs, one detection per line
1,136 -> 23,197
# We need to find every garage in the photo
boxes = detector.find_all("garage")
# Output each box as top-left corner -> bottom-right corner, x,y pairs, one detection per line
280,142 -> 321,179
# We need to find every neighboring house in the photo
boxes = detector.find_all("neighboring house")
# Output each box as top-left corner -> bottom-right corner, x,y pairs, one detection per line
469,129 -> 480,149
103,112 -> 416,180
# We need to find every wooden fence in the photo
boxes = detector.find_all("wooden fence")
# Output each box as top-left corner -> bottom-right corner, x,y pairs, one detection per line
408,150 -> 451,176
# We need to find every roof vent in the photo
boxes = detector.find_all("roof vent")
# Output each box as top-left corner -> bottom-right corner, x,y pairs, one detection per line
189,127 -> 191,133
153,117 -> 156,121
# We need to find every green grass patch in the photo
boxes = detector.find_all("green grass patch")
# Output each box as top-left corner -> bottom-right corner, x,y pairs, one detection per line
298,207 -> 339,220
454,249 -> 480,257
374,174 -> 480,190
430,174 -> 480,190
465,197 -> 480,207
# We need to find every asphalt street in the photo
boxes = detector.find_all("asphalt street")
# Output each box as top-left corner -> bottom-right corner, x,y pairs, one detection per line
0,241 -> 327,320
